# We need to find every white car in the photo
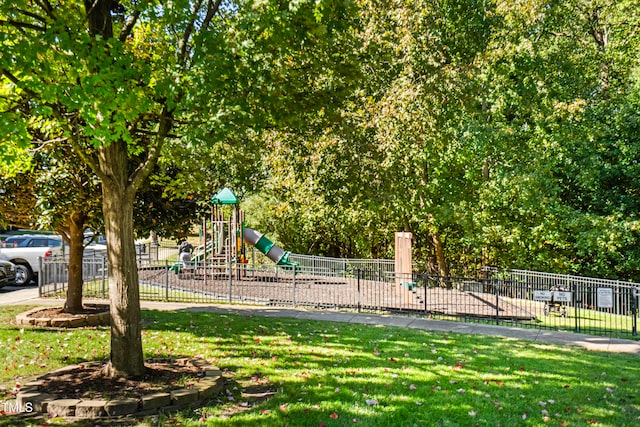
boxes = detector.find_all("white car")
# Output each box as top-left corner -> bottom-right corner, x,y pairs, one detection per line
0,234 -> 65,285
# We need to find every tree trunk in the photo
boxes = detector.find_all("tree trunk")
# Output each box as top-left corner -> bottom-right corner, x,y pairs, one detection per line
64,210 -> 87,314
100,140 -> 145,378
432,231 -> 450,282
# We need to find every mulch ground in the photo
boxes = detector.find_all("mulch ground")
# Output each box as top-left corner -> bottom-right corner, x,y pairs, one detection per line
25,304 -> 108,319
37,361 -> 202,401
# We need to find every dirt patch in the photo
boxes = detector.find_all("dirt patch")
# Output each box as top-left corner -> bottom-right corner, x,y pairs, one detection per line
26,304 -> 108,319
38,360 -> 203,401
16,304 -> 111,327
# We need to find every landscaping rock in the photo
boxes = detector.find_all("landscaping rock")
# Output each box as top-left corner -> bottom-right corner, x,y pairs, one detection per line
104,398 -> 139,416
141,392 -> 171,411
47,399 -> 81,417
16,392 -> 57,413
170,388 -> 199,406
75,400 -> 108,418
194,376 -> 223,399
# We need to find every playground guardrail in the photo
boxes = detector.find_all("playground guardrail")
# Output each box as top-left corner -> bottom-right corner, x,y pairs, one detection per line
38,256 -> 639,339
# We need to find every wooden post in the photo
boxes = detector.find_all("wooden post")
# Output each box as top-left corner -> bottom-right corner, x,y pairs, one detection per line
395,232 -> 413,304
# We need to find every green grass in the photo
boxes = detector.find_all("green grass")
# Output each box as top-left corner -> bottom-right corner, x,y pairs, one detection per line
504,298 -> 638,336
1,306 -> 639,426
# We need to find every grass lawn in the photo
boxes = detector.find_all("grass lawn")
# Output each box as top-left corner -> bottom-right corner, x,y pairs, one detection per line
1,305 -> 639,426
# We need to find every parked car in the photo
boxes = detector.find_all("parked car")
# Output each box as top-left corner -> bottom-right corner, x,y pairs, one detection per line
2,234 -> 64,249
0,235 -> 65,285
0,259 -> 17,288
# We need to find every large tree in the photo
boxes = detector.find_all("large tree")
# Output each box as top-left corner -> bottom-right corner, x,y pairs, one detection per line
470,0 -> 640,279
1,0 -> 359,377
255,0 -> 495,275
253,0 -> 640,281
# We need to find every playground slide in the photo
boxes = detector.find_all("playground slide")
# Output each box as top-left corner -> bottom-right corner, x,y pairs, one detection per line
243,227 -> 295,266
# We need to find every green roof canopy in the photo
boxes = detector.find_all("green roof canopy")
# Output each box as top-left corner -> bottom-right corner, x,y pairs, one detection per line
212,187 -> 238,205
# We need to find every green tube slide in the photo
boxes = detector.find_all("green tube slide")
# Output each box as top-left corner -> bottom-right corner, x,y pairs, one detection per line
243,227 -> 295,266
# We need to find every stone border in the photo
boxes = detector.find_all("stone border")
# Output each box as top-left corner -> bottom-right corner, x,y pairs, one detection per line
15,305 -> 110,328
15,358 -> 223,420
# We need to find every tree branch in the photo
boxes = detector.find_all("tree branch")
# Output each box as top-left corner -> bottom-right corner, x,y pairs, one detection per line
202,0 -> 224,31
0,19 -> 46,32
12,8 -> 48,23
128,106 -> 173,196
2,69 -> 37,98
33,0 -> 57,20
119,9 -> 141,42
545,31 -> 590,47
178,0 -> 204,66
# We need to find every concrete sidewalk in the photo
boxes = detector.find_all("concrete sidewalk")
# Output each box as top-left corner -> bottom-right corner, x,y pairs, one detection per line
3,286 -> 639,355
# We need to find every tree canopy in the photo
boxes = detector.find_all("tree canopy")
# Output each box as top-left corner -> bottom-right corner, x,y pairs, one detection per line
1,0 -> 362,377
245,0 -> 640,281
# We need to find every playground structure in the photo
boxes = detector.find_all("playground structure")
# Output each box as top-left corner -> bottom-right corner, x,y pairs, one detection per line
174,190 -> 420,303
163,188 -> 533,322
171,188 -> 294,276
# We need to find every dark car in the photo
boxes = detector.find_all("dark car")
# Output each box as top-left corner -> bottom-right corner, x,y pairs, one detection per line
0,259 -> 16,287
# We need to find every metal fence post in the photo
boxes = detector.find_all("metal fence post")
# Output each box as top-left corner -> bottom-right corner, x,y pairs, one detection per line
632,287 -> 638,336
573,282 -> 579,333
228,260 -> 233,304
165,259 -> 169,302
292,264 -> 297,306
102,257 -> 107,298
357,269 -> 361,313
423,274 -> 428,314
38,256 -> 43,297
495,278 -> 500,325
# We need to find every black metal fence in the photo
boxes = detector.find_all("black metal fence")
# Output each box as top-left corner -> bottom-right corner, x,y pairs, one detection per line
39,255 -> 640,339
